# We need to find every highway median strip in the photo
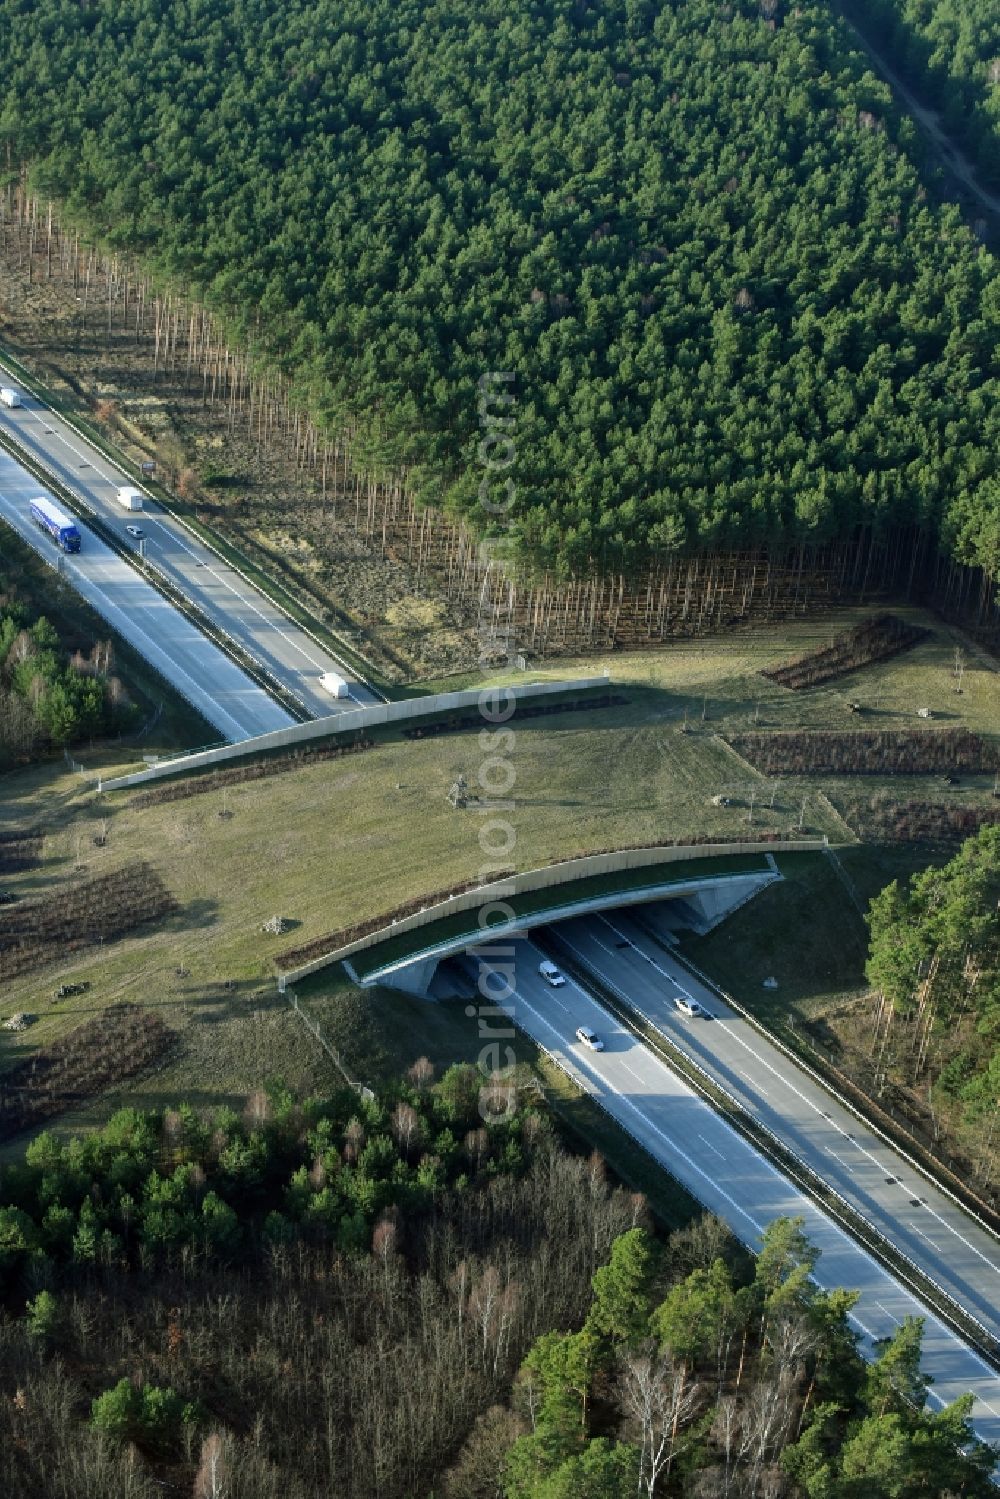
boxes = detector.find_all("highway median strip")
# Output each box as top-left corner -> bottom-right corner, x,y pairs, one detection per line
0,421 -> 311,732
539,926 -> 1000,1377
0,344 -> 389,695
631,902 -> 1000,1242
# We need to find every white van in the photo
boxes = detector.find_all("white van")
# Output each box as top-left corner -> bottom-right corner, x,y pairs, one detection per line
538,960 -> 566,988
318,671 -> 350,699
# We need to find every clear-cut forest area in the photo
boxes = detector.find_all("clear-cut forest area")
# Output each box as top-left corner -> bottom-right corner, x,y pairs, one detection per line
0,0 -> 998,597
2,3 -> 1000,1495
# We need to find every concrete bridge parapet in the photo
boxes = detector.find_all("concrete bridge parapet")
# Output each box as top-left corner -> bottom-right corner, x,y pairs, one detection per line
356,867 -> 783,998
279,839 -> 826,992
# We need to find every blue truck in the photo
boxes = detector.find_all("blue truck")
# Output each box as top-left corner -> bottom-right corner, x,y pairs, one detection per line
29,495 -> 81,554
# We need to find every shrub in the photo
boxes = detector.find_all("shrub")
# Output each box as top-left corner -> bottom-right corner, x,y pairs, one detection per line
90,1378 -> 138,1440
0,1205 -> 38,1281
0,863 -> 176,982
91,1379 -> 196,1450
130,735 -> 374,808
728,728 -> 997,777
0,1005 -> 173,1142
0,829 -> 44,873
838,795 -> 1000,845
25,1289 -> 61,1345
760,614 -> 929,690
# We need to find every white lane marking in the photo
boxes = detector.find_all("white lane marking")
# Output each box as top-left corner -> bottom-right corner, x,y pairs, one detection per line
508,965 -> 893,1355
875,1301 -> 900,1325
144,518 -> 329,674
619,1060 -> 644,1085
738,1068 -> 768,1096
574,922 -> 1000,1420
591,913 -> 1000,1284
2,398 -> 346,687
908,1219 -> 937,1249
490,943 -> 1000,1415
698,1133 -> 726,1160
0,489 -> 278,741
14,403 -> 119,488
507,981 -> 768,1239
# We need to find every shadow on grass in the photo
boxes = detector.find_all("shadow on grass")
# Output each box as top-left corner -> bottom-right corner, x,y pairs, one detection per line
184,979 -> 273,1010
171,897 -> 220,930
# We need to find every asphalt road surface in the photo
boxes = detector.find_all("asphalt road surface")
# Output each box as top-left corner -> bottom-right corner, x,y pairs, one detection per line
0,367 -> 378,717
467,938 -> 1000,1449
0,447 -> 293,741
549,908 -> 1000,1352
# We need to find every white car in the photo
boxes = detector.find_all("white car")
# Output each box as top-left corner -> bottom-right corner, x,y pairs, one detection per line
575,1025 -> 604,1052
538,960 -> 566,988
126,524 -> 144,539
674,995 -> 706,1018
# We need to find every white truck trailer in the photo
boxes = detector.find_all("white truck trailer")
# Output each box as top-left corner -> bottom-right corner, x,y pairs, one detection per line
116,486 -> 144,511
0,387 -> 22,408
318,671 -> 350,699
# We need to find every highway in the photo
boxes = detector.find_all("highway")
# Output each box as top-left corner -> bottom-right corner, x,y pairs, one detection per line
0,446 -> 294,742
467,938 -> 1000,1448
0,365 -> 378,717
548,908 -> 1000,1352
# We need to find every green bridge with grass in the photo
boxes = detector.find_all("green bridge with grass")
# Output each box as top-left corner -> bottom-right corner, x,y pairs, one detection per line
277,839 -> 827,998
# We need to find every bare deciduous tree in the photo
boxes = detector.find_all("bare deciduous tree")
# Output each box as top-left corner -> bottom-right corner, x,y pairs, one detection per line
391,1101 -> 423,1158
372,1207 -> 400,1265
343,1116 -> 366,1164
243,1090 -> 270,1130
193,1431 -> 230,1499
464,1127 -> 491,1170
440,1404 -> 524,1499
619,1347 -> 704,1497
407,1055 -> 435,1091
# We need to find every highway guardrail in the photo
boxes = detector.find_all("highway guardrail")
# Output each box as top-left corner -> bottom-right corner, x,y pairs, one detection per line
0,421 -> 310,733
0,345 -> 387,698
541,927 -> 1000,1377
632,907 -> 1000,1244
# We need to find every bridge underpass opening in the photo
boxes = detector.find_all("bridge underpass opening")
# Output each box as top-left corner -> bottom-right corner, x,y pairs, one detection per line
348,866 -> 780,1000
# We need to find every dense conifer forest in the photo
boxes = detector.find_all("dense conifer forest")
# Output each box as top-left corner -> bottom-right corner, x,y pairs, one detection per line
858,1 -> 1000,186
866,824 -> 1000,1145
1,0 -> 999,582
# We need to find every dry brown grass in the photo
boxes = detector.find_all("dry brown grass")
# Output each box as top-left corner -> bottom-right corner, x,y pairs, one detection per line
0,606 -> 994,1126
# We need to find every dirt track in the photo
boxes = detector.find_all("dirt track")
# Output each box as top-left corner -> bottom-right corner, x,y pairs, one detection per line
839,6 -> 1000,227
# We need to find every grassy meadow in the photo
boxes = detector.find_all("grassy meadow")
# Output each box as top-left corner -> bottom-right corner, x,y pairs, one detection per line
0,604 -> 996,1135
